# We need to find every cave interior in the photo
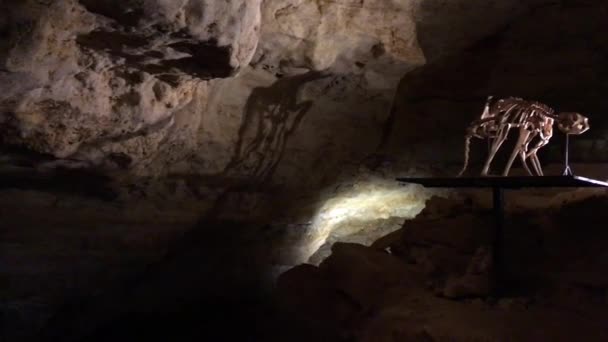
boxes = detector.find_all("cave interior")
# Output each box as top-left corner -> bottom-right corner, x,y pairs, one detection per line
1,1 -> 608,341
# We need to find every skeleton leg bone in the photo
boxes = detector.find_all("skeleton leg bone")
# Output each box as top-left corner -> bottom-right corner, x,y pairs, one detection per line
530,153 -> 543,176
526,138 -> 550,176
520,131 -> 539,176
526,144 -> 543,176
481,125 -> 511,176
457,135 -> 473,177
519,150 -> 534,176
502,127 -> 531,176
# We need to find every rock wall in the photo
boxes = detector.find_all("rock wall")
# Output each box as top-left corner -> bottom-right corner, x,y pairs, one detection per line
3,0 -> 608,186
5,0 -> 606,206
3,1 -> 608,340
0,0 -> 439,273
1,0 -> 260,175
0,0 -> 425,188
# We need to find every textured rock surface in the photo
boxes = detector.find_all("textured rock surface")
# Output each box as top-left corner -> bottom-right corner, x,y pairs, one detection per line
3,1 -> 608,340
1,0 -> 261,175
0,0 -> 440,303
0,3 -> 439,278
4,0 -> 607,214
0,0 -> 426,186
271,193 -> 608,341
3,0 -> 608,182
396,213 -> 495,298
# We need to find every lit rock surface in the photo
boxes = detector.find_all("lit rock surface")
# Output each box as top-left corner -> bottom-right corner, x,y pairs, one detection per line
0,0 -> 439,273
307,178 -> 434,264
3,1 -> 608,182
1,0 -> 261,174
0,0 -> 424,185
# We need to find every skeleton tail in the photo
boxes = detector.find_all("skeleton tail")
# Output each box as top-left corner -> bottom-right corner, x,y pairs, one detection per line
457,135 -> 472,177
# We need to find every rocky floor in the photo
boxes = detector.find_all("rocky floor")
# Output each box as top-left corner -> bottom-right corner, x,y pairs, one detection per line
273,246 -> 608,342
269,191 -> 608,342
0,190 -> 199,341
2,166 -> 608,341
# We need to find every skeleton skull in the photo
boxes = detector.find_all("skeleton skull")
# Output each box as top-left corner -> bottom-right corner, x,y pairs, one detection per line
557,112 -> 589,135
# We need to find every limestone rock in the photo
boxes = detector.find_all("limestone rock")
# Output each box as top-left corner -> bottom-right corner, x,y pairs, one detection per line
443,245 -> 493,298
254,0 -> 424,78
396,214 -> 495,297
318,243 -> 419,308
3,0 -> 608,187
203,0 -> 428,189
1,0 -> 261,175
274,243 -> 424,341
4,1 -> 608,341
271,195 -> 608,341
1,0 -> 429,189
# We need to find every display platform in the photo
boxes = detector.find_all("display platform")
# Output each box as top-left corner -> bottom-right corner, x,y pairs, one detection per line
395,174 -> 608,296
396,175 -> 608,189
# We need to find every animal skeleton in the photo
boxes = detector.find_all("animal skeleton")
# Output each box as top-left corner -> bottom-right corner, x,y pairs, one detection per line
457,96 -> 589,177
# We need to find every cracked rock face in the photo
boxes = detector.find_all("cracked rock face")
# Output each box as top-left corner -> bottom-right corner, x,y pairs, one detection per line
3,0 -> 608,269
1,0 -> 261,173
0,0 -> 608,264
3,2 -> 608,340
3,0 -> 608,186
0,0 -> 425,187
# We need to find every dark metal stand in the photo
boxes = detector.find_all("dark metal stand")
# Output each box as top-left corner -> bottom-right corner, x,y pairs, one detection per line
491,187 -> 505,295
562,134 -> 573,176
396,175 -> 608,297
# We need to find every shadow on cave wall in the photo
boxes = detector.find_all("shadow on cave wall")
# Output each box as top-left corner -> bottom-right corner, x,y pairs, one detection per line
223,71 -> 330,183
381,0 -> 608,170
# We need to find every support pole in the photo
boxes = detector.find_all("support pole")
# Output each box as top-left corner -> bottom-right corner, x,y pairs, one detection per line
563,134 -> 573,176
492,186 -> 505,295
